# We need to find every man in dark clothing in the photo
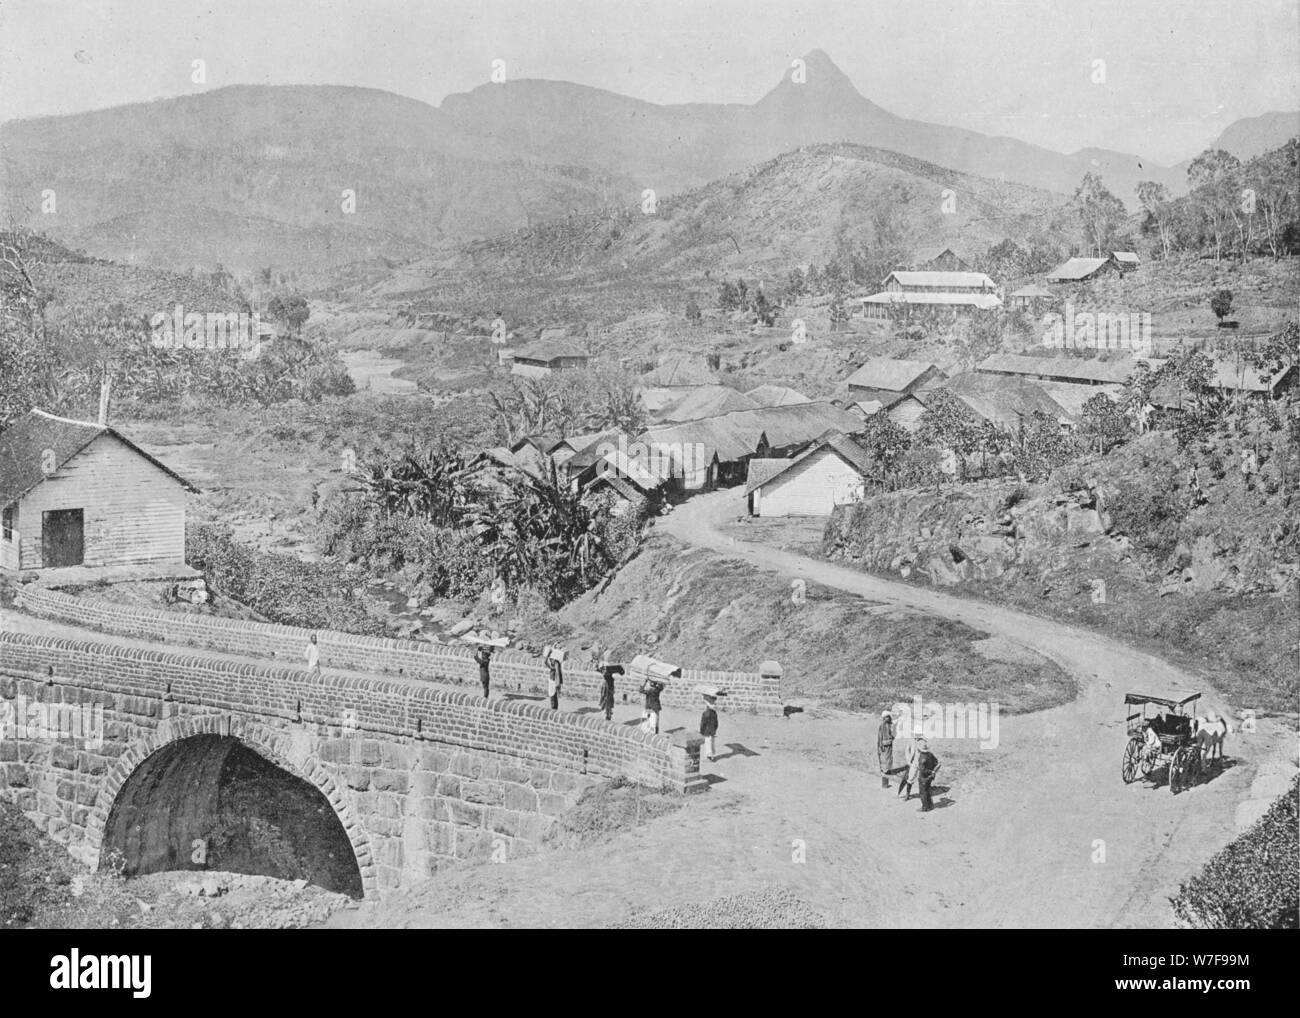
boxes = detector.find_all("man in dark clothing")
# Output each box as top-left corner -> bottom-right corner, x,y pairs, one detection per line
642,680 -> 663,734
546,655 -> 564,710
597,653 -> 623,721
474,644 -> 493,698
918,748 -> 940,812
700,696 -> 719,762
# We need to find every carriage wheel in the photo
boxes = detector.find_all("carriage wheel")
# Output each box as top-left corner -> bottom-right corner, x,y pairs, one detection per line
1169,749 -> 1187,794
1122,738 -> 1142,783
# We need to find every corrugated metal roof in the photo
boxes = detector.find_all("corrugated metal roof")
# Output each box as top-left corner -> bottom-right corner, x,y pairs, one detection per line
1112,251 -> 1141,264
638,401 -> 863,467
0,409 -> 198,507
744,384 -> 812,407
938,373 -> 1074,426
883,271 -> 996,290
641,358 -> 718,387
744,432 -> 873,494
845,358 -> 942,392
977,353 -> 1137,385
1046,257 -> 1111,281
512,341 -> 589,362
658,385 -> 760,422
862,291 -> 1002,309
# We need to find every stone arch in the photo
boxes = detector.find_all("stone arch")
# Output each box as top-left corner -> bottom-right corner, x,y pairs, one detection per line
85,713 -> 376,899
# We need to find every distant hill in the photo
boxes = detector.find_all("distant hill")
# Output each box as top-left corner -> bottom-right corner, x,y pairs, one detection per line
0,51 -> 1205,275
1208,111 -> 1300,162
455,143 -> 1073,281
0,85 -> 637,276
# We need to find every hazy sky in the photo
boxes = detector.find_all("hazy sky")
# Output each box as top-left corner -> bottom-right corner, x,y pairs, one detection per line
1,0 -> 1297,163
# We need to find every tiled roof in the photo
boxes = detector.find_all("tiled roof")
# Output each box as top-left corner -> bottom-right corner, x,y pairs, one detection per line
0,409 -> 198,507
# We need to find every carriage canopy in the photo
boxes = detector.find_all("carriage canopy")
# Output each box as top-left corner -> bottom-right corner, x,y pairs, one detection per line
1123,692 -> 1201,710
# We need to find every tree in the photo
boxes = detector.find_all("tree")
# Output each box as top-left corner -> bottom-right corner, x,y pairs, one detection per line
1079,393 -> 1130,454
267,292 -> 310,335
786,268 -> 807,299
1015,411 -> 1077,480
1210,289 -> 1234,323
1136,181 -> 1175,259
1187,149 -> 1243,261
1073,173 -> 1127,257
684,297 -> 702,323
857,413 -> 912,491
717,280 -> 741,311
917,389 -> 982,482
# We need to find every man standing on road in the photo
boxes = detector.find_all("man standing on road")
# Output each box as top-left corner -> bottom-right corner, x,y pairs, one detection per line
597,651 -> 622,721
475,643 -> 493,699
641,680 -> 663,734
918,746 -> 940,813
304,634 -> 321,677
876,710 -> 895,789
899,727 -> 926,801
700,694 -> 719,762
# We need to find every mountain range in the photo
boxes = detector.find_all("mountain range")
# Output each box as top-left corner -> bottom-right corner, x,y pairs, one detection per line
1,50 -> 1294,276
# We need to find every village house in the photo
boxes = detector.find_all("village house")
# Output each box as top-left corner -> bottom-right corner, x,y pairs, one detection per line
844,358 -> 946,404
637,401 -> 864,493
1045,252 -> 1140,282
907,247 -> 972,272
1008,283 -> 1054,310
1150,354 -> 1297,408
744,431 -> 872,517
936,373 -> 1074,432
509,341 -> 590,378
744,384 -> 812,408
847,391 -> 932,433
976,353 -> 1138,387
0,409 -> 198,575
860,270 -> 1001,319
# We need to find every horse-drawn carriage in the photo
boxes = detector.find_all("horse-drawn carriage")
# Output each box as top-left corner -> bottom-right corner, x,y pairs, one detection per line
1121,692 -> 1204,794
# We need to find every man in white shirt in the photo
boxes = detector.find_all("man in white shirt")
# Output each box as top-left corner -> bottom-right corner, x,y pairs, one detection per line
304,634 -> 321,677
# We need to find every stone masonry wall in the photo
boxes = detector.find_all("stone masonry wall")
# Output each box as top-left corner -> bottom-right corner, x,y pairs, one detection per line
0,629 -> 696,895
15,587 -> 784,713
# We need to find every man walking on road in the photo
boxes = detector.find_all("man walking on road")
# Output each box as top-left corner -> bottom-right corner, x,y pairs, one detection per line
304,634 -> 321,677
877,710 -> 895,789
918,746 -> 940,813
700,695 -> 719,762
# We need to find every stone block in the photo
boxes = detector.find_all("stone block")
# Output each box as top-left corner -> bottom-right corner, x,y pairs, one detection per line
503,784 -> 538,812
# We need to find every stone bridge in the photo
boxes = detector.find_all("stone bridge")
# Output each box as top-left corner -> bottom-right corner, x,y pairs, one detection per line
0,628 -> 699,899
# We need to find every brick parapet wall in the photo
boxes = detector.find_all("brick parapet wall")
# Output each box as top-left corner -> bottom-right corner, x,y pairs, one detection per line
0,629 -> 692,793
15,587 -> 784,714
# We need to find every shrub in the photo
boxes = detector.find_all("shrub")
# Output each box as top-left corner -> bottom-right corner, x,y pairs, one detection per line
1172,775 -> 1298,928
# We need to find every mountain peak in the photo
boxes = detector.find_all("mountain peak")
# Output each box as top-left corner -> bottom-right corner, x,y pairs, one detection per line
761,48 -> 862,104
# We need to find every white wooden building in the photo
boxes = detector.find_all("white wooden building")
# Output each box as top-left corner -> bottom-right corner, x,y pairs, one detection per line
0,410 -> 198,574
744,432 -> 872,517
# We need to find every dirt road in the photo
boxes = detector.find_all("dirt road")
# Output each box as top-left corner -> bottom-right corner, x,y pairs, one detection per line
334,490 -> 1291,929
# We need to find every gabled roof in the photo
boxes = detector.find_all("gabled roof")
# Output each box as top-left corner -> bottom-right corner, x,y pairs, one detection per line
937,373 -> 1073,426
1009,284 -> 1053,299
658,385 -> 759,422
910,246 -> 970,266
976,353 -> 1137,385
1046,257 -> 1111,281
1112,251 -> 1141,264
883,271 -> 996,290
641,358 -> 718,387
744,431 -> 873,494
0,409 -> 199,506
1150,355 -> 1295,405
639,401 -> 863,469
512,341 -> 588,363
845,358 -> 943,392
744,384 -> 812,408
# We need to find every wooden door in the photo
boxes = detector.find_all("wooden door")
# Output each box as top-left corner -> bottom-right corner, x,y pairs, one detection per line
42,508 -> 84,567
